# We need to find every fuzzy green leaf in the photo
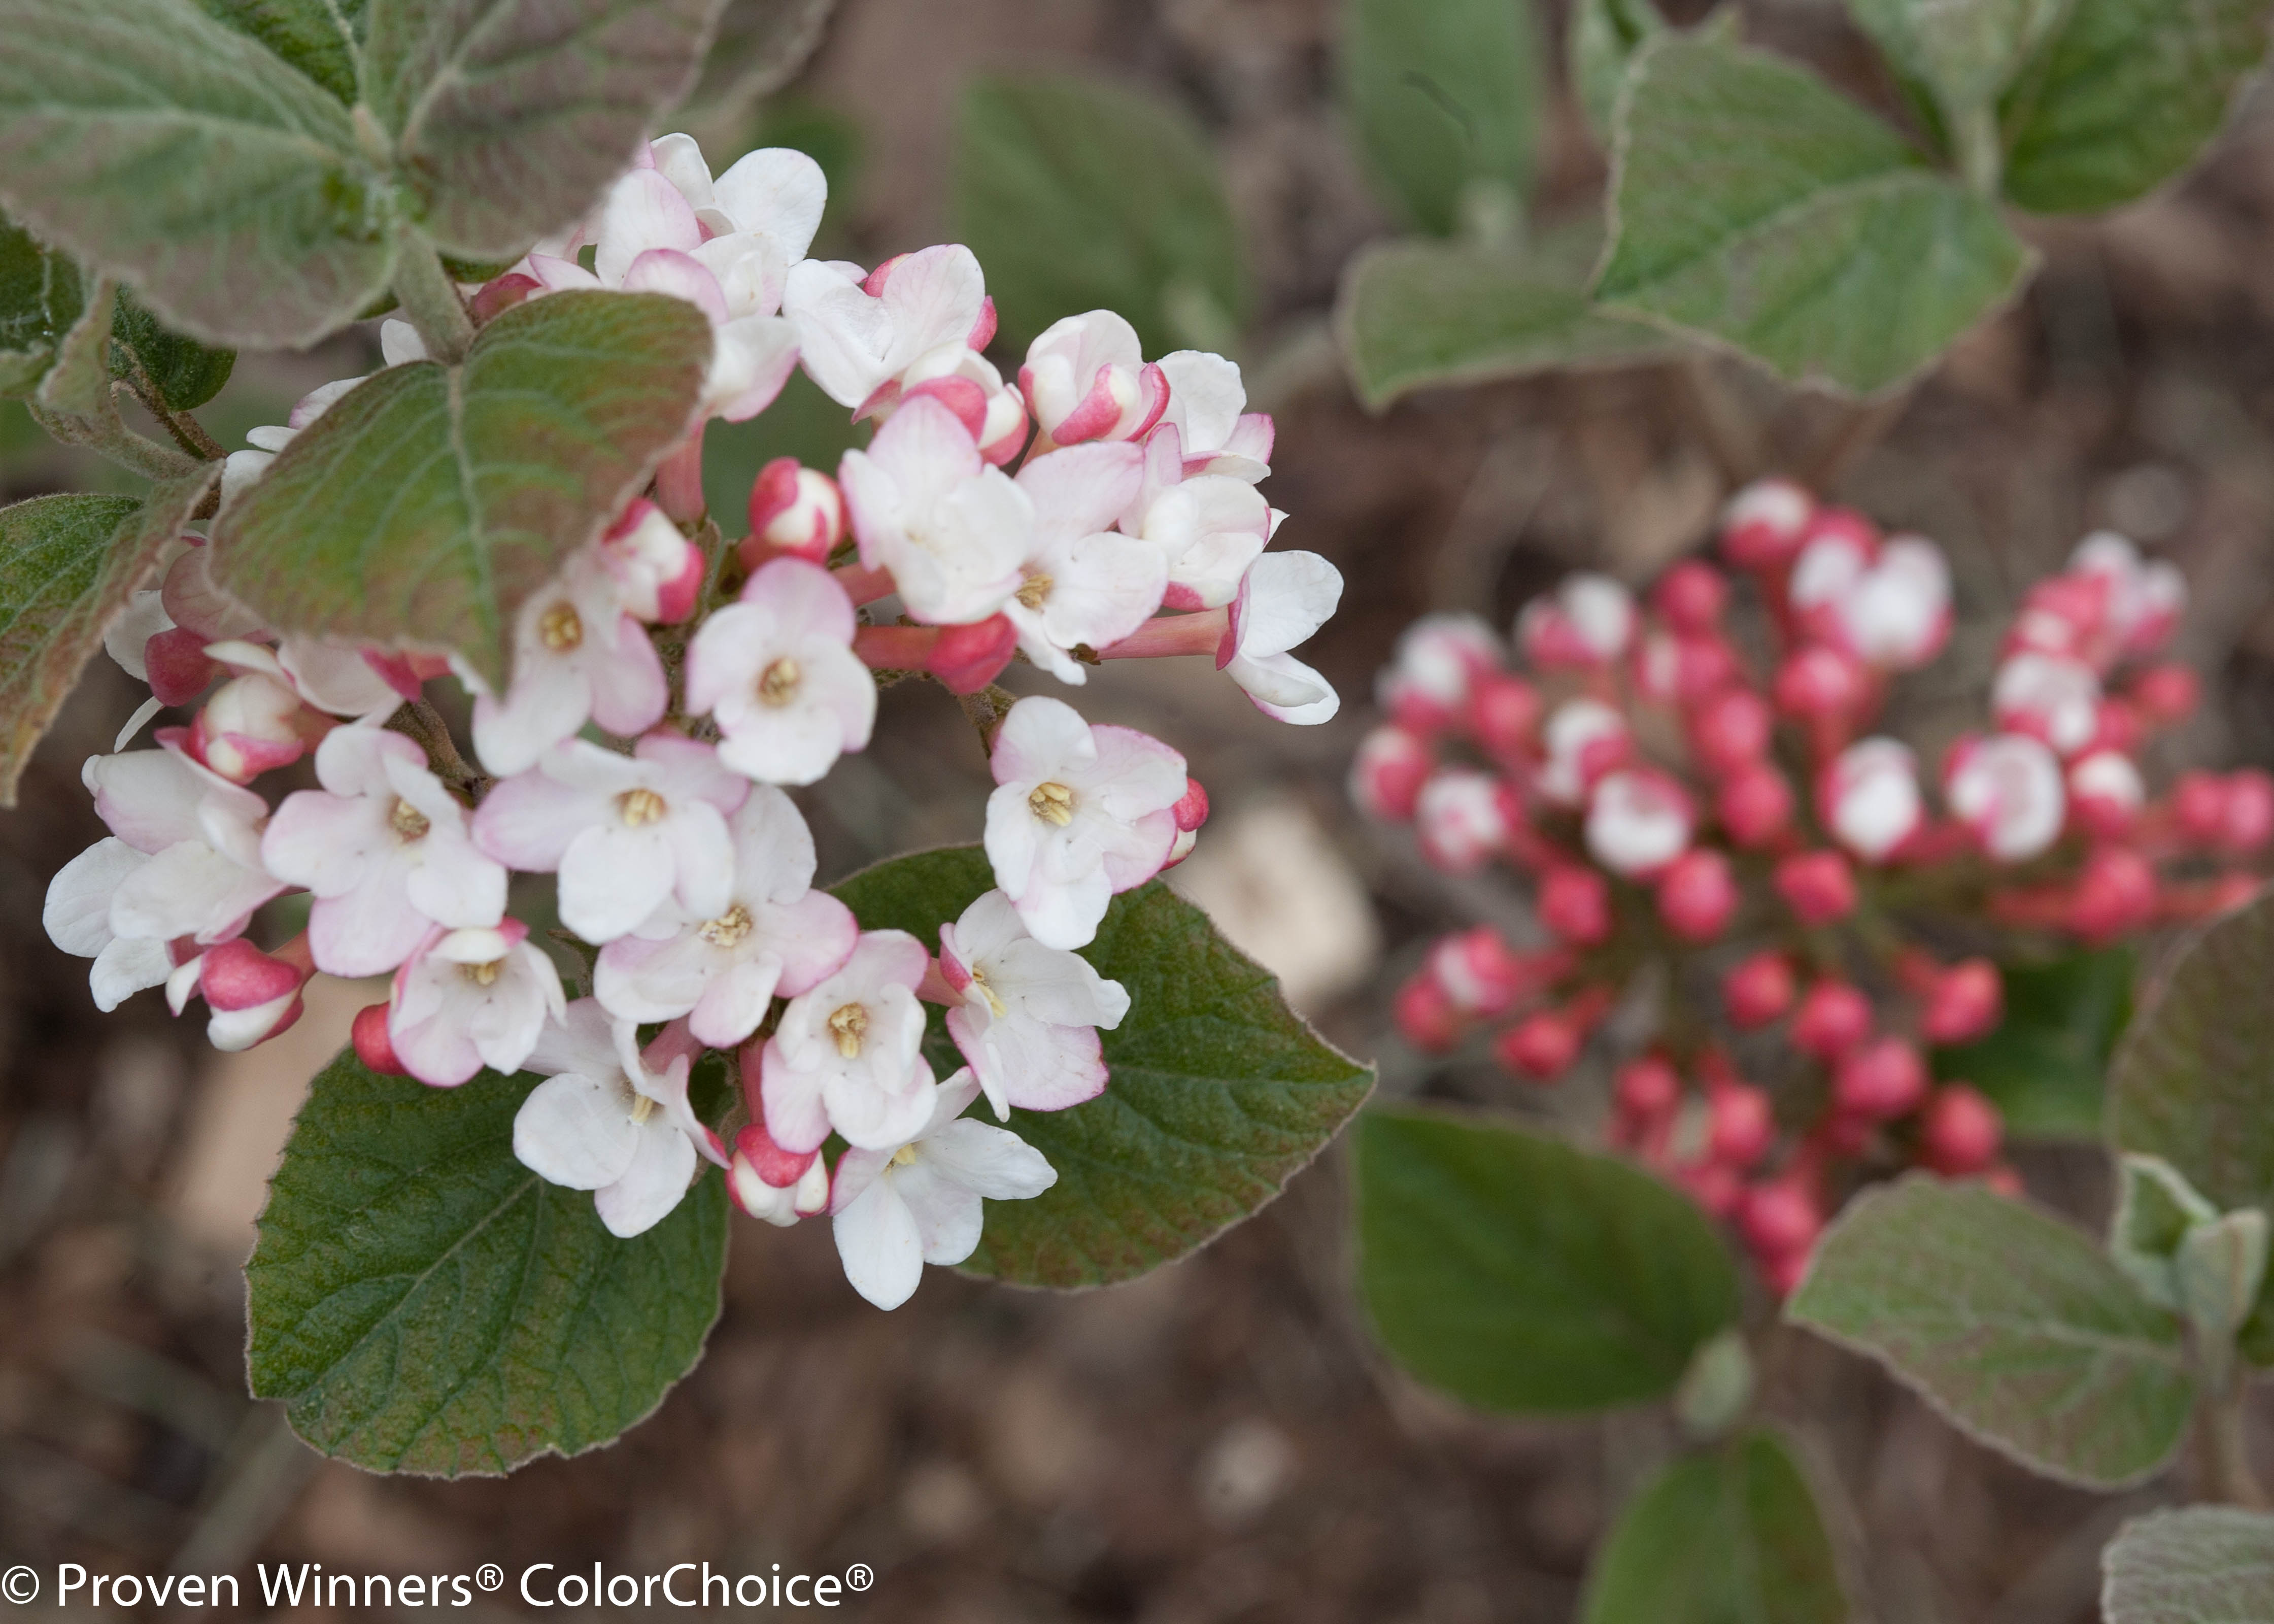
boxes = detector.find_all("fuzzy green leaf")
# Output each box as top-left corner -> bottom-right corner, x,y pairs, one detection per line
210,289 -> 709,688
1787,1175 -> 2192,1486
0,473 -> 213,805
0,213 -> 85,398
0,0 -> 393,349
191,0 -> 367,104
1570,0 -> 1664,144
1335,225 -> 1676,409
246,1048 -> 728,1475
674,0 -> 835,134
952,74 -> 1248,357
1339,0 -> 1542,235
1846,0 -> 2067,125
1355,1108 -> 1741,1412
1583,1429 -> 1848,1624
829,846 -> 1373,1289
366,0 -> 727,260
1932,945 -> 2133,1139
1597,31 -> 2034,394
110,286 -> 235,413
2102,1507 -> 2274,1624
1999,0 -> 2273,215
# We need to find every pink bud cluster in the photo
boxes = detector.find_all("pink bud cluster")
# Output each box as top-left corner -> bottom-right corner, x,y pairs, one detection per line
1355,479 -> 2259,1292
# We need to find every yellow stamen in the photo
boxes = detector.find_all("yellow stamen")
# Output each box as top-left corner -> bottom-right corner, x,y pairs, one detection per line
1029,781 -> 1074,826
827,1002 -> 868,1059
1014,571 -> 1053,611
389,797 -> 431,840
630,1093 -> 657,1125
619,787 -> 667,826
464,959 -> 502,987
890,1144 -> 921,1167
968,963 -> 1007,1020
538,601 -> 583,651
698,902 -> 754,948
757,657 -> 802,706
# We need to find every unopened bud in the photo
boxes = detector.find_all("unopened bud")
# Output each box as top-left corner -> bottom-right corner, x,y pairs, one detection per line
1496,1009 -> 1581,1082
2174,770 -> 2230,844
1718,764 -> 1794,848
1922,958 -> 2003,1046
1653,560 -> 1729,633
1920,1084 -> 2003,1175
746,457 -> 846,564
1774,849 -> 1856,928
192,672 -> 309,782
599,498 -> 705,623
1819,737 -> 1922,863
1708,1082 -> 1775,1169
1350,726 -> 1435,822
1517,573 -> 1635,669
1427,926 -> 1529,1017
1791,979 -> 1873,1060
1719,478 -> 1814,570
1468,671 -> 1541,760
1586,768 -> 1693,879
1834,1037 -> 1928,1119
925,614 -> 1020,695
1738,1179 -> 1821,1257
353,1001 -> 408,1074
1773,645 -> 1866,721
1657,849 -> 1737,942
2130,663 -> 2199,725
1538,863 -> 1612,948
1722,951 -> 1795,1030
1615,1056 -> 1682,1122
2067,750 -> 2144,839
2070,846 -> 2157,942
1393,973 -> 1463,1053
1415,769 -> 1513,873
2222,769 -> 2274,854
145,626 -> 222,706
1690,689 -> 1772,777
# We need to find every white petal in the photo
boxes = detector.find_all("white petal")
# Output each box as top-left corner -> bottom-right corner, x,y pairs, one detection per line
831,1176 -> 925,1309
514,1072 -> 643,1190
593,1120 -> 699,1237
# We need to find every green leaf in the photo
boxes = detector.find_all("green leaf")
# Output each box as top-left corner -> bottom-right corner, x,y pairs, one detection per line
365,0 -> 726,260
1334,223 -> 1678,409
674,0 -> 835,134
0,472 -> 213,804
1583,1429 -> 1847,1624
247,1047 -> 727,1475
1845,0 -> 2067,125
1338,0 -> 1542,236
0,0 -> 393,349
952,74 -> 1248,357
1787,1174 -> 2193,1486
828,846 -> 1373,1289
1932,945 -> 2134,1139
110,286 -> 235,413
2111,1153 -> 2221,1311
210,289 -> 710,688
1355,1107 -> 1740,1413
0,212 -> 84,398
1570,0 -> 1664,144
1596,31 -> 2035,395
2102,1507 -> 2274,1624
190,0 -> 366,104
1999,0 -> 2272,215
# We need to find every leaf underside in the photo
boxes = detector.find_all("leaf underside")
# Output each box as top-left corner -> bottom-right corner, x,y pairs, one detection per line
2101,1506 -> 2274,1624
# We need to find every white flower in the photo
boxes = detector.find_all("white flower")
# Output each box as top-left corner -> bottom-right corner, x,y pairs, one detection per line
838,394 -> 1033,625
1019,311 -> 1168,449
388,920 -> 566,1088
829,1066 -> 1057,1310
1945,733 -> 2067,862
1516,573 -> 1634,669
83,745 -> 284,946
684,557 -> 876,785
1153,350 -> 1272,482
1535,697 -> 1628,807
983,696 -> 1186,950
1414,768 -> 1510,872
1819,737 -> 1923,862
594,787 -> 859,1047
1001,442 -> 1160,682
513,1004 -> 724,1238
43,838 -> 173,1011
1218,550 -> 1341,723
473,734 -> 748,944
2069,530 -> 2186,659
759,930 -> 934,1153
1790,530 -> 1951,669
1375,613 -> 1501,727
1585,768 -> 1693,877
785,243 -> 990,416
261,725 -> 506,977
468,554 -> 669,776
1119,424 -> 1272,610
1993,651 -> 2102,757
939,889 -> 1129,1120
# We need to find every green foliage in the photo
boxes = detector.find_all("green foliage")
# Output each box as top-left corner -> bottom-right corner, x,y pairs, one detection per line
1354,1108 -> 1740,1413
1597,31 -> 2033,394
1335,223 -> 1675,409
247,1048 -> 728,1475
190,0 -> 365,103
1932,945 -> 2133,1138
1339,0 -> 1541,236
2101,1507 -> 2274,1624
0,213 -> 84,398
952,75 -> 1247,357
0,475 -> 212,804
2000,0 -> 2274,214
828,847 -> 1373,1289
674,0 -> 835,136
211,290 -> 710,688
1570,0 -> 1664,145
109,286 -> 234,412
1582,1430 -> 1847,1624
1845,0 -> 2067,132
2111,1153 -> 2222,1312
1787,1175 -> 2193,1486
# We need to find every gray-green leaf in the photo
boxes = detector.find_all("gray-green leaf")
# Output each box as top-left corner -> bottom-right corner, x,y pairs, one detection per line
0,213 -> 84,399
829,847 -> 1373,1288
1845,0 -> 2067,127
1335,223 -> 1677,409
1339,0 -> 1542,236
2102,1507 -> 2274,1624
2000,0 -> 2273,215
1596,31 -> 2035,395
1787,1174 -> 2193,1486
1583,1429 -> 1848,1624
110,286 -> 235,413
0,0 -> 393,348
367,0 -> 728,260
247,1048 -> 728,1475
190,0 -> 366,104
210,289 -> 710,689
1355,1108 -> 1741,1413
952,75 -> 1248,358
674,0 -> 836,139
1570,0 -> 1664,145
1933,945 -> 2134,1139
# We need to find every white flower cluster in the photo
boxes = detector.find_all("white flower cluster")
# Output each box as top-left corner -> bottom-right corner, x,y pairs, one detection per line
42,133 -> 1342,1310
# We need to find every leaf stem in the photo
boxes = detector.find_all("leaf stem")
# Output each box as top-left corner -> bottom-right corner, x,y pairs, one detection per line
121,356 -> 227,460
2198,1349 -> 2270,1508
27,400 -> 200,481
390,234 -> 476,365
1952,103 -> 2004,199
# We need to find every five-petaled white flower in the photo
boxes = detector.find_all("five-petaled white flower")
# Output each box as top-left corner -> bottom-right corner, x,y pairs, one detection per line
1119,422 -> 1273,610
684,557 -> 876,785
938,889 -> 1128,1120
838,394 -> 1033,625
1000,441 -> 1161,682
81,743 -> 285,948
387,920 -> 567,1088
469,554 -> 669,777
759,929 -> 934,1153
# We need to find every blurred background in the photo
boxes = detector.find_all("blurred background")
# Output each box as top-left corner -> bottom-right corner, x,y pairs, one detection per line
8,0 -> 2274,1617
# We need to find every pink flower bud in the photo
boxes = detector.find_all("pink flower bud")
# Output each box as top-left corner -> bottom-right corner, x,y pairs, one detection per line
732,1120 -> 819,1190
1718,764 -> 1794,848
1920,1085 -> 2003,1175
1722,951 -> 1795,1029
1415,769 -> 1514,873
1427,926 -> 1530,1017
1653,560 -> 1728,633
2222,769 -> 2274,854
1819,737 -> 1922,863
1379,615 -> 1502,734
599,498 -> 705,623
1350,726 -> 1434,822
2131,663 -> 2199,725
1539,863 -> 1612,948
925,614 -> 1020,694
1689,689 -> 1773,777
1657,849 -> 1737,942
1982,1163 -> 2025,1199
470,272 -> 539,322
1469,671 -> 1541,760
353,1001 -> 408,1074
1791,979 -> 1872,1059
746,457 -> 846,564
2069,847 -> 2157,942
1586,768 -> 1693,878
1993,652 -> 2102,757
1773,645 -> 1865,721
1616,1056 -> 1682,1121
1922,959 -> 2003,1046
1944,732 -> 2066,862
1517,573 -> 1636,670
191,673 -> 311,782
2175,771 -> 2230,844
1834,1037 -> 1927,1119
1739,1179 -> 1821,1256
1535,698 -> 1630,806
1394,974 -> 1463,1053
1774,850 -> 1856,927
2067,750 -> 2144,839
1679,1161 -> 1745,1219
1496,1009 -> 1581,1081
199,938 -> 303,1010
1710,1088 -> 1776,1171
1719,478 -> 1814,570
145,626 -> 222,706
2089,699 -> 2141,757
